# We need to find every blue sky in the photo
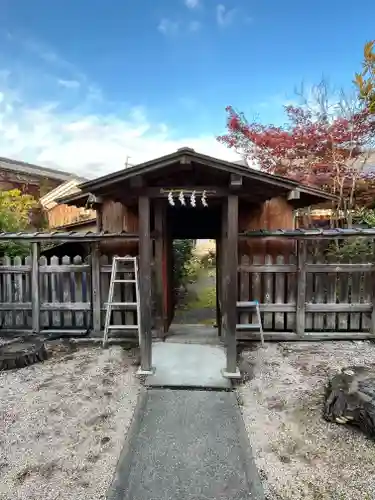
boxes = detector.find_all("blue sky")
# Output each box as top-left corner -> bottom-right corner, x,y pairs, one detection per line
0,0 -> 374,177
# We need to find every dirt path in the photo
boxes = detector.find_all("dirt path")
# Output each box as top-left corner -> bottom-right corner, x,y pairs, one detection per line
173,267 -> 216,325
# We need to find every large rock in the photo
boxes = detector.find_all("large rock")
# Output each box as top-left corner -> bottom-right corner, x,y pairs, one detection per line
324,365 -> 375,438
0,338 -> 48,371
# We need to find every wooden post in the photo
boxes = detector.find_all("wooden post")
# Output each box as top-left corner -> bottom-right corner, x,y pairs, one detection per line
31,242 -> 40,334
96,204 -> 103,232
138,195 -> 153,373
296,239 -> 307,336
215,237 -> 221,336
154,199 -> 165,338
91,243 -> 101,336
371,239 -> 375,336
224,195 -> 240,377
220,199 -> 228,344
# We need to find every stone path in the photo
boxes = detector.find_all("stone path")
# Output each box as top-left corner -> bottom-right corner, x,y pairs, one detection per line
107,389 -> 264,500
145,342 -> 231,389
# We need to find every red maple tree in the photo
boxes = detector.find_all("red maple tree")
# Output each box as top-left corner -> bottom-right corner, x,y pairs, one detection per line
218,103 -> 375,219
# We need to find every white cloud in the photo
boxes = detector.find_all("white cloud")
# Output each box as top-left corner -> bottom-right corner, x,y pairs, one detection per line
216,4 -> 236,26
58,79 -> 80,89
0,77 -> 238,179
185,0 -> 200,8
188,20 -> 201,32
158,18 -> 179,36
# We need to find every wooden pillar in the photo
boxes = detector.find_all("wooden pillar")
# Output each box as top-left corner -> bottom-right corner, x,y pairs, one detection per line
96,204 -> 103,231
154,199 -> 166,338
224,195 -> 240,377
220,199 -> 228,343
31,242 -> 40,334
91,242 -> 102,335
138,195 -> 153,373
296,239 -> 307,336
215,237 -> 221,336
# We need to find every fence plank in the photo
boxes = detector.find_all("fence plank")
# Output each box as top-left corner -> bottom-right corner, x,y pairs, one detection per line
39,256 -> 49,328
274,255 -> 285,330
73,255 -> 84,327
50,256 -> 61,327
31,243 -> 40,333
4,256 -> 13,327
239,255 -> 250,325
296,240 -> 307,336
313,261 -> 325,331
263,255 -> 273,330
61,255 -> 72,327
251,255 -> 262,325
338,272 -> 349,330
13,256 -> 24,327
286,255 -> 296,330
25,256 -> 32,327
350,259 -> 362,331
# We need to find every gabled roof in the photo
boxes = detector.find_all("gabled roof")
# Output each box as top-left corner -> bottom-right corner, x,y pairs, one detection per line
83,148 -> 335,196
0,156 -> 85,183
40,178 -> 89,210
58,147 -> 336,207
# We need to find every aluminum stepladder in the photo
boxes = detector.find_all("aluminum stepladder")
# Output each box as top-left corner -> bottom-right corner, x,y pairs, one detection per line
102,256 -> 141,348
236,300 -> 265,346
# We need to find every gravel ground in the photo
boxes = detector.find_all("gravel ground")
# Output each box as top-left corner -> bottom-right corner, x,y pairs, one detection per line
238,341 -> 375,500
0,342 -> 140,500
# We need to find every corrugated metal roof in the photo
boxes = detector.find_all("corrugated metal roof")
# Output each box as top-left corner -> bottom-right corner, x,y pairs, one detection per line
239,228 -> 375,239
0,231 -> 139,242
0,157 -> 87,183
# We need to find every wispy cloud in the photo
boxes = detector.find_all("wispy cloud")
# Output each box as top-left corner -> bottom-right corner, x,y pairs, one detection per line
216,4 -> 237,27
188,20 -> 201,32
0,72 -> 237,178
158,18 -> 179,36
58,79 -> 80,89
185,0 -> 200,8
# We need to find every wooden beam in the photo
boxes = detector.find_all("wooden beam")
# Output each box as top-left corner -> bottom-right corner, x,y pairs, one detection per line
91,242 -> 102,335
130,175 -> 143,188
31,242 -> 40,334
138,195 -> 153,373
224,194 -> 239,376
220,199 -> 228,344
96,205 -> 103,232
237,332 -> 375,342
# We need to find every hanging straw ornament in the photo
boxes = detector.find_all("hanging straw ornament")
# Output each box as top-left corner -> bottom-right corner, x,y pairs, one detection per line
201,190 -> 208,207
190,190 -> 196,207
179,190 -> 186,206
168,191 -> 175,206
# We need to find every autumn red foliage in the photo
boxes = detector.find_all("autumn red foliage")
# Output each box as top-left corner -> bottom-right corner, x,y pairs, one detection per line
218,104 -> 375,211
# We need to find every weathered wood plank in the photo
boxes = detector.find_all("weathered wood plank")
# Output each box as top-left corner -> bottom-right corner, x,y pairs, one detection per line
274,255 -> 285,330
238,264 -> 296,273
226,194 -> 238,374
50,256 -> 61,327
91,244 -> 102,334
239,255 -> 250,325
138,195 -> 152,371
31,242 -> 40,334
237,332 -> 375,341
286,254 -> 296,331
263,255 -> 273,330
296,240 -> 307,336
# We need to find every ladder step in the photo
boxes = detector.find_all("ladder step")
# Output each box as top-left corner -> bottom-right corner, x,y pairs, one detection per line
113,279 -> 136,283
107,302 -> 137,308
237,301 -> 259,308
107,325 -> 139,330
236,323 -> 262,331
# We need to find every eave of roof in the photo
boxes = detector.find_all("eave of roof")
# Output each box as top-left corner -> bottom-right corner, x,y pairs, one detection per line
0,156 -> 87,183
75,148 -> 336,203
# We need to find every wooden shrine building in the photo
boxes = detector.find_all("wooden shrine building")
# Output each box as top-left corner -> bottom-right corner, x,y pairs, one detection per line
58,147 -> 334,376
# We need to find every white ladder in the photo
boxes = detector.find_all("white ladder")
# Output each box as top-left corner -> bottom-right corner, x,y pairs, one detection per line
102,256 -> 141,348
236,300 -> 265,346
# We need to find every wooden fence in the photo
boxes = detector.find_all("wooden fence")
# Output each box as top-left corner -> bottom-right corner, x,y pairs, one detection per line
237,249 -> 375,339
2,248 -> 375,341
0,254 -> 139,336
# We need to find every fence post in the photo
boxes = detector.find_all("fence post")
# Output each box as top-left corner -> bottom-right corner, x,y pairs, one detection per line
91,243 -> 101,335
371,239 -> 375,335
31,242 -> 40,334
296,239 -> 307,336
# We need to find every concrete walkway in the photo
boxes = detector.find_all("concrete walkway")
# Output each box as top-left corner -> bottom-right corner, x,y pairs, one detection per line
146,342 -> 231,389
107,389 -> 264,500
